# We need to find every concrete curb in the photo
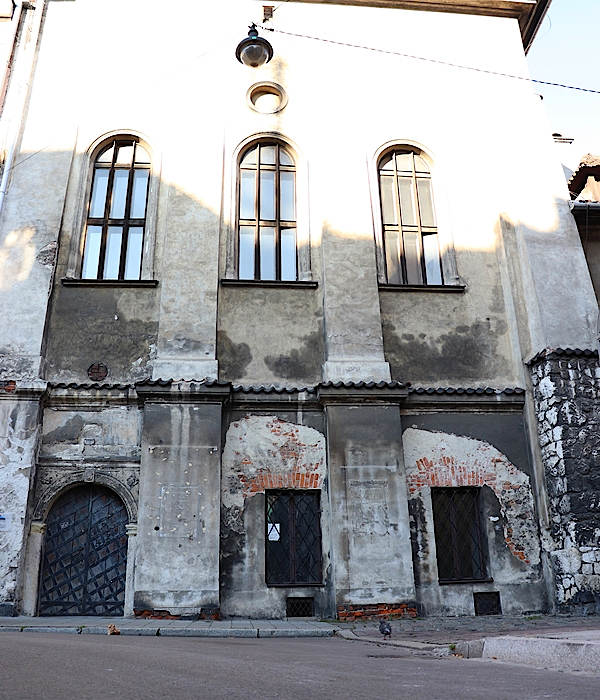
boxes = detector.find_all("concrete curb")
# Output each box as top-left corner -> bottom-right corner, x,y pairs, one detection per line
335,628 -> 451,655
480,635 -> 600,672
0,624 -> 336,639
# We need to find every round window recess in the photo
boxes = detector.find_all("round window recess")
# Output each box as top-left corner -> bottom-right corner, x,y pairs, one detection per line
247,82 -> 288,114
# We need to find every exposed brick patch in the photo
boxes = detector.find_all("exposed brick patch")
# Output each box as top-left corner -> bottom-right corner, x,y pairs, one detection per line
337,603 -> 417,621
405,448 -> 536,565
0,381 -> 16,392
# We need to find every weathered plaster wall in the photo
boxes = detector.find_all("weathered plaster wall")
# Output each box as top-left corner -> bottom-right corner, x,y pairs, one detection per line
220,413 -> 331,618
0,396 -> 41,612
135,401 -> 222,615
217,287 -> 323,385
40,404 -> 141,463
403,426 -> 547,615
380,282 -> 518,386
44,287 -> 159,384
327,405 -> 416,609
530,351 -> 600,613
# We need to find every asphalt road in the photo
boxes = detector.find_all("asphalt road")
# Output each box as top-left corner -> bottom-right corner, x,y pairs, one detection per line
0,632 -> 597,700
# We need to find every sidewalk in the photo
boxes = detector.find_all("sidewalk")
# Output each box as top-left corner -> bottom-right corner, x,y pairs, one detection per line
0,616 -> 337,638
344,614 -> 600,672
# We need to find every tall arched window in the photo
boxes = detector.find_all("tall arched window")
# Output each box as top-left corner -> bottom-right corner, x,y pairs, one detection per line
378,149 -> 443,286
81,137 -> 151,280
237,141 -> 297,281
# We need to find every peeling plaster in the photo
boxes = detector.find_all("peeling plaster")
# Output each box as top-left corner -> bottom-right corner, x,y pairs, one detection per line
0,403 -> 38,603
222,416 -> 326,510
403,428 -> 540,567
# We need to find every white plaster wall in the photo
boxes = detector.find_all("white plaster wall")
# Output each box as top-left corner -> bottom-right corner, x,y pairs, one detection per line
0,0 -> 592,384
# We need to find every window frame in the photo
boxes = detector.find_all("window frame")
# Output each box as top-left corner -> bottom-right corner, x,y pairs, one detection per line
369,141 -> 460,289
265,489 -> 323,587
236,139 -> 298,282
65,131 -> 160,283
81,137 -> 150,281
430,486 -> 489,584
224,132 -> 312,284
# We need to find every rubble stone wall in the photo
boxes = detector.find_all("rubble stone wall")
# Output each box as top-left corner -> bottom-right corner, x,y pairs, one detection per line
530,349 -> 600,613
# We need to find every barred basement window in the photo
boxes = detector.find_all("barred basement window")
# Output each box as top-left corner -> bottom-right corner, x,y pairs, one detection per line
81,137 -> 151,280
378,148 -> 443,285
266,490 -> 322,586
237,141 -> 297,281
431,487 -> 488,583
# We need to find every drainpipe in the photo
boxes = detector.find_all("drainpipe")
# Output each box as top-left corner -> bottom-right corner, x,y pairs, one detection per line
0,0 -> 25,115
0,0 -> 45,218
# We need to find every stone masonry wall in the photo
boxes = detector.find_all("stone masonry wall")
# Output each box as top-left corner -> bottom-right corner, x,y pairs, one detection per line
530,349 -> 600,613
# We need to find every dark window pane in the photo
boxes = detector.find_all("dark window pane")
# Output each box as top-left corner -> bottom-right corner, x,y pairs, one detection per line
423,233 -> 442,285
239,225 -> 255,279
281,228 -> 296,281
384,229 -> 401,284
89,169 -> 109,218
280,171 -> 295,221
403,229 -> 422,284
431,488 -> 486,582
260,170 -> 275,220
266,491 -> 322,585
240,170 -> 256,219
131,170 -> 149,218
379,174 -> 397,225
103,227 -> 122,279
110,170 -> 129,218
124,227 -> 143,280
260,226 -> 276,280
417,179 -> 436,227
81,226 -> 102,279
398,178 -> 416,226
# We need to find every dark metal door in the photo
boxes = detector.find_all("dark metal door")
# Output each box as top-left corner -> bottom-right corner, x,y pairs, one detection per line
266,490 -> 322,585
39,485 -> 128,616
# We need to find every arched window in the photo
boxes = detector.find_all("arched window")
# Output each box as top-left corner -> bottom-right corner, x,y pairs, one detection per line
81,137 -> 151,280
237,141 -> 297,281
378,149 -> 443,286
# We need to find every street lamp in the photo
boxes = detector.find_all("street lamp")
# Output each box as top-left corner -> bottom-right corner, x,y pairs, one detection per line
236,23 -> 273,68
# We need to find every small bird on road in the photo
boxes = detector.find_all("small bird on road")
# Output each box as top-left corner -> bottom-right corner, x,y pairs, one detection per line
379,620 -> 392,640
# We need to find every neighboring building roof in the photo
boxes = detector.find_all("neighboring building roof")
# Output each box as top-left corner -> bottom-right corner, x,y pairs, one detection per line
297,1 -> 551,51
568,154 -> 600,202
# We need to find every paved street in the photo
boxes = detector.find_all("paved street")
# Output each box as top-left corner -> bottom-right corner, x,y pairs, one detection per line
0,632 -> 598,700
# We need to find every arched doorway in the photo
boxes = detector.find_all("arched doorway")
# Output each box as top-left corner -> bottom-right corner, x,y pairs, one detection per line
39,484 -> 128,616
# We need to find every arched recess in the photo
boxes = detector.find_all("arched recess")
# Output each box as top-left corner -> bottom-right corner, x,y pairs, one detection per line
369,139 -> 459,286
37,482 -> 130,616
65,129 -> 161,281
224,132 -> 312,281
33,471 -> 138,524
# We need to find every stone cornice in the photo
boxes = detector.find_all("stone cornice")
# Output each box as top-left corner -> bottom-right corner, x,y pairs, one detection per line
292,1 -> 550,50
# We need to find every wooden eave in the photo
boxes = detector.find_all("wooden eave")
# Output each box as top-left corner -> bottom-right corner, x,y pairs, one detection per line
291,1 -> 551,51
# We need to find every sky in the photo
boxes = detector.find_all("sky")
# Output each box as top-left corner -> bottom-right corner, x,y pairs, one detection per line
527,0 -> 600,170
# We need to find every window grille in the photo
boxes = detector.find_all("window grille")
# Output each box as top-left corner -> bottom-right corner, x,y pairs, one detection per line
237,141 -> 297,281
81,138 -> 150,280
473,591 -> 502,616
431,487 -> 487,583
286,597 -> 314,617
266,490 -> 322,585
378,148 -> 443,285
